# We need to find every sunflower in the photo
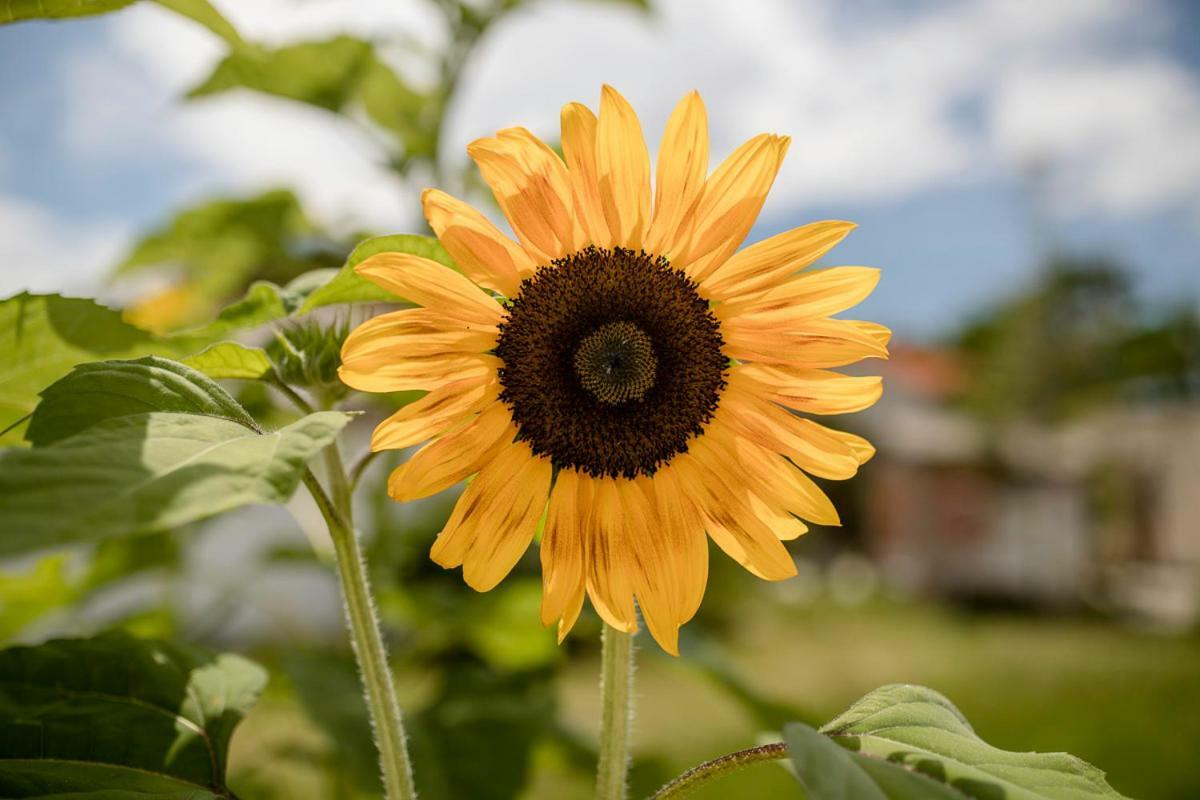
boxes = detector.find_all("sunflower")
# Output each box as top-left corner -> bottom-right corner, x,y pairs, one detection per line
339,86 -> 888,654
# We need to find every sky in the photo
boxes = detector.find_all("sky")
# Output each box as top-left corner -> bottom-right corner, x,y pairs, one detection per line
0,0 -> 1197,340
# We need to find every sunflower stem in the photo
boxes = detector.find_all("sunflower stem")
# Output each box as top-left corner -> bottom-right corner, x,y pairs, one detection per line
648,742 -> 789,799
596,624 -> 635,800
302,454 -> 417,800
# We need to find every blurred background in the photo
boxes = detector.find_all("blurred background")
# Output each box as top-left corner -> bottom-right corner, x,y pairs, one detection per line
1,1 -> 1198,798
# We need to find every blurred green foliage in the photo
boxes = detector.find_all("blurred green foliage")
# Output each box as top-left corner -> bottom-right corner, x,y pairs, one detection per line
955,256 -> 1200,421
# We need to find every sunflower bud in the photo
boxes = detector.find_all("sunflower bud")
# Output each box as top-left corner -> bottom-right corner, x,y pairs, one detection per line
268,319 -> 350,400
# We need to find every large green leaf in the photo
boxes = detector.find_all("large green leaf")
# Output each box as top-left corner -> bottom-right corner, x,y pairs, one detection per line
786,722 -> 966,799
182,342 -> 273,380
0,293 -> 171,445
0,631 -> 265,797
25,356 -> 257,447
819,684 -> 1131,800
0,0 -> 134,23
299,234 -> 453,313
0,410 -> 350,557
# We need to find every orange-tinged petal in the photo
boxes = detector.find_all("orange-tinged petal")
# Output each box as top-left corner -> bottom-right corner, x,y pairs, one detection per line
461,447 -> 552,591
722,316 -> 891,367
340,307 -> 496,363
707,418 -> 841,526
355,253 -> 502,324
670,134 -> 790,281
431,440 -> 551,591
596,85 -> 652,249
628,473 -> 709,655
370,374 -> 499,451
541,469 -> 588,629
732,363 -> 883,416
422,188 -> 533,296
556,582 -> 586,643
700,220 -> 857,302
561,102 -> 612,247
678,440 -> 797,581
585,476 -> 638,632
468,127 -> 584,263
386,402 -> 514,501
646,90 -> 708,256
340,353 -> 499,394
718,267 -> 881,323
720,381 -> 861,480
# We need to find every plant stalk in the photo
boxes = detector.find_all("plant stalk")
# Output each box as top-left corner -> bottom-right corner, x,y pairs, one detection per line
302,461 -> 416,800
595,624 -> 635,800
649,743 -> 789,799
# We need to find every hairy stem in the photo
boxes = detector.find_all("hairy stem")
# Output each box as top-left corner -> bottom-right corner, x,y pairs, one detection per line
302,463 -> 416,800
596,624 -> 635,800
649,743 -> 789,799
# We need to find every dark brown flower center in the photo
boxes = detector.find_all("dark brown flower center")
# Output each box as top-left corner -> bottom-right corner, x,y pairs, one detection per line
495,246 -> 727,478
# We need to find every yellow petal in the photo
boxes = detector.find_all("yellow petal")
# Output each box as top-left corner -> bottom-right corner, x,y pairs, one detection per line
732,363 -> 883,415
718,267 -> 881,323
386,402 -> 514,502
557,581 -> 586,643
645,90 -> 708,256
370,374 -> 500,451
355,253 -> 502,325
468,127 -> 584,263
596,85 -> 652,249
431,440 -> 551,592
707,420 -> 841,526
422,189 -> 533,296
678,440 -> 797,581
585,476 -> 638,632
628,472 -> 708,655
461,446 -> 552,591
341,306 -> 495,364
340,352 -> 500,394
540,469 -> 588,629
700,220 -> 857,302
561,102 -> 612,247
719,381 -> 861,480
722,316 -> 892,368
670,134 -> 790,281
642,466 -> 708,623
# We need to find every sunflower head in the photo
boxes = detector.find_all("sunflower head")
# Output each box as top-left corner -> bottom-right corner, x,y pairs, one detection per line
340,86 -> 888,654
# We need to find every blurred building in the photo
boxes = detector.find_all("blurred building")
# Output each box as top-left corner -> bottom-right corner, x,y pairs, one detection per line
857,343 -> 1200,628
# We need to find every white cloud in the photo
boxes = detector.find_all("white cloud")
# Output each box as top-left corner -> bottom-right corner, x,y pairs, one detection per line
0,195 -> 130,298
43,0 -> 1200,262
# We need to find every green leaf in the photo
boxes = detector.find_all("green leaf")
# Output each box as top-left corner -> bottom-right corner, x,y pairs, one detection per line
0,293 -> 173,445
0,630 -> 265,796
819,684 -> 1131,800
785,722 -> 966,800
187,36 -> 376,111
152,0 -> 244,49
298,234 -> 454,313
172,280 -> 302,341
359,58 -> 436,161
0,410 -> 350,557
182,341 -> 273,380
0,0 -> 134,23
25,356 -> 257,447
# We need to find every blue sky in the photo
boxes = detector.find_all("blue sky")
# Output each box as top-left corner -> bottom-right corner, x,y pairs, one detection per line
1,0 -> 1197,340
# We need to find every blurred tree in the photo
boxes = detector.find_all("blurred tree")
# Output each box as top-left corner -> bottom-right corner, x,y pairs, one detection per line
954,255 -> 1200,422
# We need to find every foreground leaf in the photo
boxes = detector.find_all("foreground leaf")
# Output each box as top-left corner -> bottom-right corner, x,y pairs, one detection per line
819,684 -> 1131,800
0,410 -> 350,556
0,293 -> 170,444
182,341 -> 273,379
25,356 -> 257,446
298,234 -> 453,313
0,630 -> 265,796
785,722 -> 965,799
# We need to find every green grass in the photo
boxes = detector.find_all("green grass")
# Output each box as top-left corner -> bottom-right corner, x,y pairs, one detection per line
230,595 -> 1200,799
